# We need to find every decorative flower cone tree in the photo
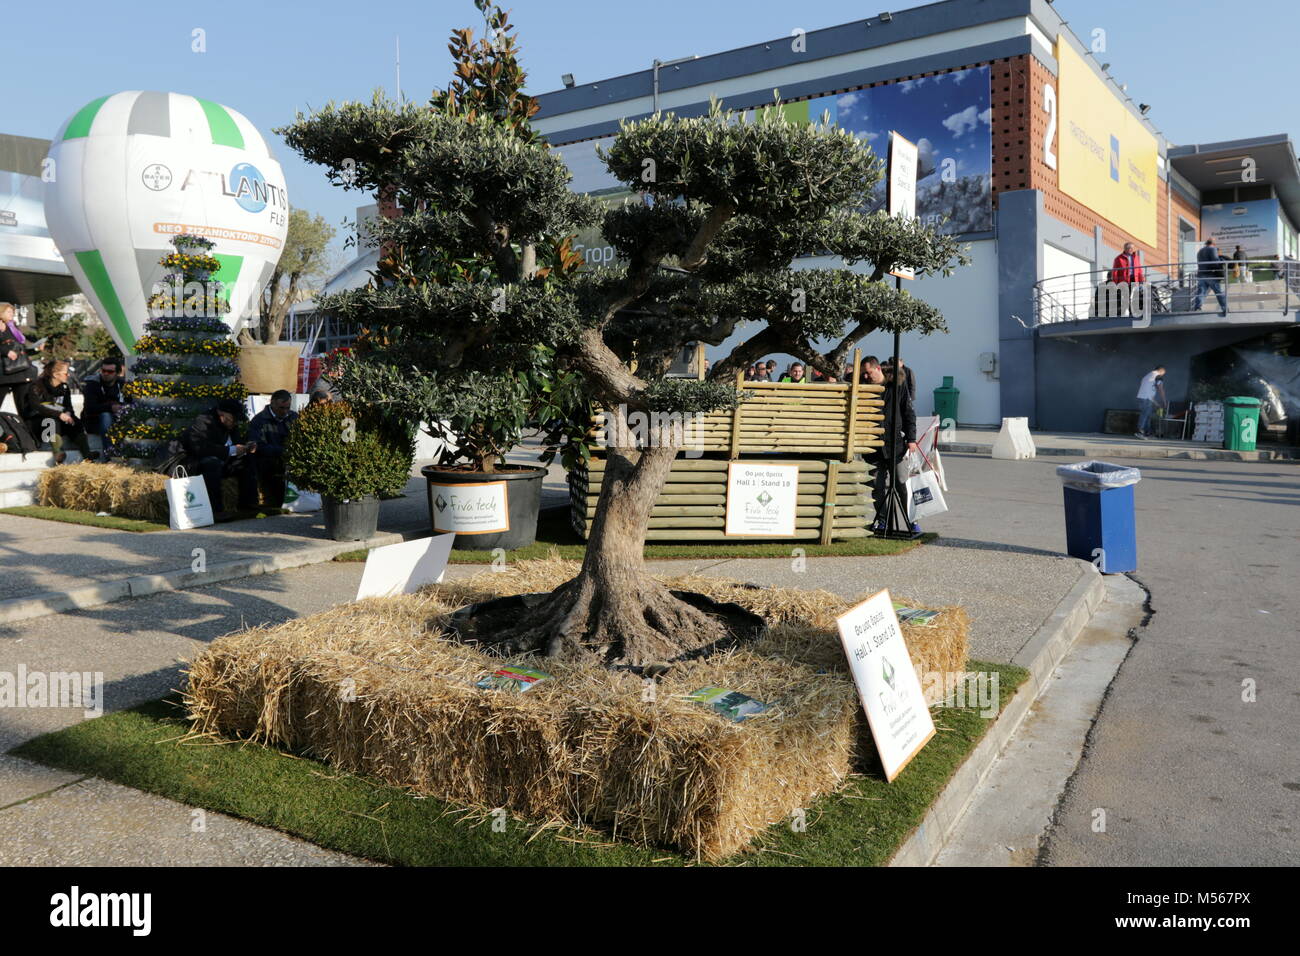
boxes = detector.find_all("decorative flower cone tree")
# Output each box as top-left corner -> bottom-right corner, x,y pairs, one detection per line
280,1 -> 968,670
112,234 -> 246,463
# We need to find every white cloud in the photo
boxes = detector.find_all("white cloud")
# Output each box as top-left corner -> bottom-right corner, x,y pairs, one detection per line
943,105 -> 980,138
897,80 -> 916,94
978,106 -> 993,127
950,69 -> 971,85
837,92 -> 861,109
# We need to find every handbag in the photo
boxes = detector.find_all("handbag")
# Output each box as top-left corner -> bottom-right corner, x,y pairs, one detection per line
1,349 -> 32,376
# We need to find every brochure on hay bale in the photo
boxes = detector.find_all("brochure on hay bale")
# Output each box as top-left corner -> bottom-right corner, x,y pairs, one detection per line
836,588 -> 936,782
893,602 -> 943,627
476,666 -> 552,693
687,687 -> 770,722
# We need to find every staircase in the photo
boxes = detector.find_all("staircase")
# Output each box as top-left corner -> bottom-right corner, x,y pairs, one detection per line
0,451 -> 83,508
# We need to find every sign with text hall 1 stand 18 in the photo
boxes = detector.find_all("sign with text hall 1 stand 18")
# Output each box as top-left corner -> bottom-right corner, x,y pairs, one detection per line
887,130 -> 918,281
724,462 -> 799,537
835,588 -> 936,781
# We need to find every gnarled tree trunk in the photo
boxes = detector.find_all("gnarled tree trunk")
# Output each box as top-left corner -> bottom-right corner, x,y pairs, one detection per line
461,416 -> 737,669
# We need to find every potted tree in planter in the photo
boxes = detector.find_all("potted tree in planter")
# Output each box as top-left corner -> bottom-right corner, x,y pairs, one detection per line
325,344 -> 587,550
280,0 -> 593,552
283,399 -> 413,541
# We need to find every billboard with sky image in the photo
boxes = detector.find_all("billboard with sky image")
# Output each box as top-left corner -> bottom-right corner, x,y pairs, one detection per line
552,66 -> 994,251
799,66 -> 993,235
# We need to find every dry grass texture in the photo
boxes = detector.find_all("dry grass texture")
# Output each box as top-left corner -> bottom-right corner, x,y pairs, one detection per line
186,557 -> 969,861
36,462 -> 169,521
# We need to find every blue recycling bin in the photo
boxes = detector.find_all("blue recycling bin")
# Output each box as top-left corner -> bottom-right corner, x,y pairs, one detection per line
1056,461 -> 1141,573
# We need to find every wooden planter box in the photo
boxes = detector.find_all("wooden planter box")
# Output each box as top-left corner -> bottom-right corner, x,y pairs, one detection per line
591,378 -> 887,458
570,457 -> 874,543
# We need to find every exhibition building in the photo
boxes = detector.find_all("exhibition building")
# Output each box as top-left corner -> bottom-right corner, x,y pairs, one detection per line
535,0 -> 1300,435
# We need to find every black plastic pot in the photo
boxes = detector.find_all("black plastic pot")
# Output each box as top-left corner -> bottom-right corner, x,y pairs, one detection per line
420,465 -> 545,551
322,495 -> 380,542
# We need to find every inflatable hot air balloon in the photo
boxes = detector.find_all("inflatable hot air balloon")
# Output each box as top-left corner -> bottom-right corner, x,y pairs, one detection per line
44,91 -> 289,353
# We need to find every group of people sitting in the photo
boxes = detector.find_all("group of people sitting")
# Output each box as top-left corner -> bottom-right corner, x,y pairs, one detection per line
0,308 -> 131,461
180,391 -> 298,519
1,302 -> 303,520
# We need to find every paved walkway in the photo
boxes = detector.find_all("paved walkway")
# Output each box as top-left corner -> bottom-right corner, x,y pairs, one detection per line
0,504 -> 1088,864
941,426 -> 1298,461
0,456 -> 572,619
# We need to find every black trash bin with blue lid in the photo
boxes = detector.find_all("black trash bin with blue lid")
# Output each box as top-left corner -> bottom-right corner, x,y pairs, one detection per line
1056,460 -> 1141,573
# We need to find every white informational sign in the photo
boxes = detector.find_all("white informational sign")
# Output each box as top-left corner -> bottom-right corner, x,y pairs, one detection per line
835,588 -> 936,782
356,533 -> 456,600
44,91 -> 290,353
724,462 -> 798,537
428,481 -> 510,535
887,130 -> 919,280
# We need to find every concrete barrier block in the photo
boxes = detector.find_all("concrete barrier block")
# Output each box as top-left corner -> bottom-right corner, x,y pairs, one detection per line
991,417 -> 1036,460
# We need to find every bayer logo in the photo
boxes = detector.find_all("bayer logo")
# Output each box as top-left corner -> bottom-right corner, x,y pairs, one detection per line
141,163 -> 173,191
230,162 -> 268,213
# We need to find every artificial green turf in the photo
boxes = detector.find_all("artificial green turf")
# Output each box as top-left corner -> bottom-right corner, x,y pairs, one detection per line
12,661 -> 1027,866
333,507 -> 934,563
0,504 -> 292,533
0,506 -> 170,533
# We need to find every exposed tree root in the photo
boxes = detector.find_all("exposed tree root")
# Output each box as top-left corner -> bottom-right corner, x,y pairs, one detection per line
450,574 -> 763,671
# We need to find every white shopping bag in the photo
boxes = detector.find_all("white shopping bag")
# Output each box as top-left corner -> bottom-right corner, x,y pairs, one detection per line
906,468 -> 948,520
896,448 -> 924,484
916,415 -> 948,491
166,469 -> 214,530
283,481 -> 322,513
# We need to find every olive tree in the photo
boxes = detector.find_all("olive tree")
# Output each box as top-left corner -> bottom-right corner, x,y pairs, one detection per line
279,1 -> 967,669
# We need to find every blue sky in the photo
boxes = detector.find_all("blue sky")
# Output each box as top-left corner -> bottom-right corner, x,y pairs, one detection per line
4,0 -> 1297,262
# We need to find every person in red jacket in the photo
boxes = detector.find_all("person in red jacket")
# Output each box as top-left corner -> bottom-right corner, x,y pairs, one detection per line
1110,242 -> 1145,283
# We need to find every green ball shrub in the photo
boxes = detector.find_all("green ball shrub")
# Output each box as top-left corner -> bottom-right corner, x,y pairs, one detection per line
284,400 -> 414,501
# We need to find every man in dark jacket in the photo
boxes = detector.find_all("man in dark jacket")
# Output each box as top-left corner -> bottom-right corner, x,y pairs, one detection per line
862,358 -> 919,533
1192,238 -> 1228,315
247,389 -> 297,508
181,398 -> 258,518
81,358 -> 129,442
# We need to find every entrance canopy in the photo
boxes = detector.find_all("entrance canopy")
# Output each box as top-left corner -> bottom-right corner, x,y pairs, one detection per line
0,132 -> 76,306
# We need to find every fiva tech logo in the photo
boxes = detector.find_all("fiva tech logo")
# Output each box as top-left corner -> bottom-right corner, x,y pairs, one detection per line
1109,135 -> 1121,182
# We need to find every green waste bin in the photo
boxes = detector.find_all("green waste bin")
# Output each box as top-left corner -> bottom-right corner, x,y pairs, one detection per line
933,375 -> 960,426
1223,396 -> 1261,451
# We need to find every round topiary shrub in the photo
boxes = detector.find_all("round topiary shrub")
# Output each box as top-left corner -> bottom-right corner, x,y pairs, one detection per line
284,400 -> 414,501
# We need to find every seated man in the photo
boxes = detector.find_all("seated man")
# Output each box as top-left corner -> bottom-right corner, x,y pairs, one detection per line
247,389 -> 298,508
81,358 -> 130,445
181,398 -> 258,519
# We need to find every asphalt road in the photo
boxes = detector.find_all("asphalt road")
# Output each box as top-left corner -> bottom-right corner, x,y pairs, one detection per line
924,452 -> 1300,866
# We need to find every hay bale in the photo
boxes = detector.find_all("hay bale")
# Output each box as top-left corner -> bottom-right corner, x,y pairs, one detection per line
186,559 -> 970,861
36,461 -> 169,521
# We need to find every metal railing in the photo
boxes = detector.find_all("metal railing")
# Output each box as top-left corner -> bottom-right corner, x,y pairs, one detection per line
1035,259 -> 1299,327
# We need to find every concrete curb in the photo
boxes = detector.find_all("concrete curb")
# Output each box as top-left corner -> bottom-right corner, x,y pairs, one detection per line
939,441 -> 1298,462
889,561 -> 1106,867
0,529 -> 426,626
